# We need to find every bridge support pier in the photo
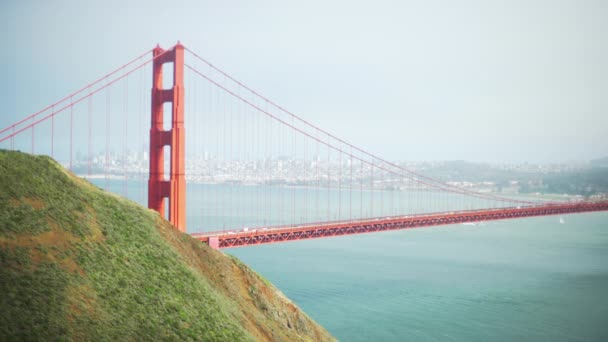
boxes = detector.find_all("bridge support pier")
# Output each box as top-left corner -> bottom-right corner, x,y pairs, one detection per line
208,237 -> 219,249
148,43 -> 186,232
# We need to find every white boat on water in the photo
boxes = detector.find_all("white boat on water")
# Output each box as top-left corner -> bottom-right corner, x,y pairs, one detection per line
559,217 -> 565,224
462,222 -> 484,226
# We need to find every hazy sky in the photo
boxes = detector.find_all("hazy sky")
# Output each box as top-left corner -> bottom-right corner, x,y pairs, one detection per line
2,0 -> 606,163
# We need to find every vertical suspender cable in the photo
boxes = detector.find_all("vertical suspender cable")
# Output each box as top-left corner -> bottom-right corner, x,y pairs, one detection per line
360,156 -> 363,219
327,133 -> 331,222
105,87 -> 110,190
338,144 -> 342,221
139,65 -> 144,205
51,105 -> 54,158
316,129 -> 320,221
88,89 -> 92,177
31,116 -> 35,154
380,165 -> 384,217
371,158 -> 374,217
222,76 -> 227,230
269,101 -> 273,226
70,99 -> 73,170
350,147 -> 353,222
292,114 -> 295,226
123,74 -> 128,197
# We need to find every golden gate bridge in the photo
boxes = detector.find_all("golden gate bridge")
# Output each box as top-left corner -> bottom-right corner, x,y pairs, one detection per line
2,43 -> 607,248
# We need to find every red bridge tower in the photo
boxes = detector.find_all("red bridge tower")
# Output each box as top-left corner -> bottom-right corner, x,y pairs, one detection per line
148,43 -> 186,232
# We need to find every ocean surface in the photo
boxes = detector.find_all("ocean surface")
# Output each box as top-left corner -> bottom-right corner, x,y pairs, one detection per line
96,179 -> 608,341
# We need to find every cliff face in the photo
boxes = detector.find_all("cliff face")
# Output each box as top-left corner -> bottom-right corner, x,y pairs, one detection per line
0,150 -> 335,341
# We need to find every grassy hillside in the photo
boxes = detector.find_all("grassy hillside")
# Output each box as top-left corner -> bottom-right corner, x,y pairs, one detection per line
0,150 -> 335,341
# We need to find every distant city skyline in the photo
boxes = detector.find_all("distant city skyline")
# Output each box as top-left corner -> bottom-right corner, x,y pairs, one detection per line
2,0 -> 607,163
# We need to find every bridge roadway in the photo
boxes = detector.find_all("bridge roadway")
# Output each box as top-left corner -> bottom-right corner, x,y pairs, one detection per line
192,201 -> 608,249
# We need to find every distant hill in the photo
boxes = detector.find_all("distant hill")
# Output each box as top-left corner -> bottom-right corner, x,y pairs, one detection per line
0,150 -> 334,341
417,160 -> 608,196
590,156 -> 608,168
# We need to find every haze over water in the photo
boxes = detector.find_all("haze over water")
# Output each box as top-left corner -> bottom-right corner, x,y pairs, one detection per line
98,179 -> 608,341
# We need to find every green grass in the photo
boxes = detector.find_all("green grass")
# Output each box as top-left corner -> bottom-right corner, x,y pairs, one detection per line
0,150 -> 334,341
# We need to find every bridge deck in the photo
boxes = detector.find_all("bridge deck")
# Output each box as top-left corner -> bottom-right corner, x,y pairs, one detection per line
192,201 -> 608,249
